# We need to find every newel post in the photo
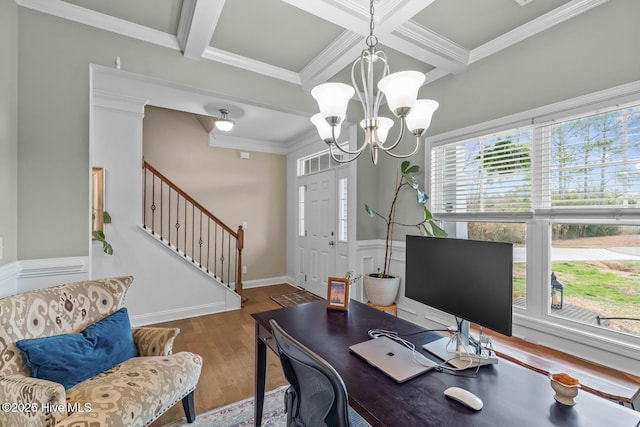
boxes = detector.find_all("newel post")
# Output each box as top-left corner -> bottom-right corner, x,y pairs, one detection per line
237,225 -> 247,305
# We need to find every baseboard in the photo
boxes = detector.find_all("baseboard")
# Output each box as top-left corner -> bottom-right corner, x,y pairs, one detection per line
242,276 -> 292,289
129,301 -> 227,327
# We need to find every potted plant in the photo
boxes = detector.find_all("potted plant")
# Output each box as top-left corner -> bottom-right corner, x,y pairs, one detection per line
92,209 -> 114,255
363,160 -> 447,305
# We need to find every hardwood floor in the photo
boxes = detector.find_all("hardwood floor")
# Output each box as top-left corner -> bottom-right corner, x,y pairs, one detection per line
149,284 -> 297,426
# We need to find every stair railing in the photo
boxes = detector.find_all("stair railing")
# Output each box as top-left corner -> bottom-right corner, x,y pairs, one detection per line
142,160 -> 245,302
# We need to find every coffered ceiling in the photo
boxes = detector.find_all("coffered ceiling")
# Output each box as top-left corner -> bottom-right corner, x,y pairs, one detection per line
16,0 -> 609,151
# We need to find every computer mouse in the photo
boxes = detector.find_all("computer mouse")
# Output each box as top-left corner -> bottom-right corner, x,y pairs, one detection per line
444,386 -> 483,410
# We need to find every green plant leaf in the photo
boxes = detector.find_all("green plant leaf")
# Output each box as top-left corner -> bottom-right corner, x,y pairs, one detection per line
404,165 -> 420,175
421,224 -> 434,237
364,204 -> 374,217
103,211 -> 112,224
423,206 -> 433,220
400,161 -> 410,174
429,220 -> 448,237
92,230 -> 106,242
103,242 -> 113,255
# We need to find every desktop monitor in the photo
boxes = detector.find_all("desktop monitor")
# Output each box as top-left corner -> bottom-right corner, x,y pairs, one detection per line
405,235 -> 513,362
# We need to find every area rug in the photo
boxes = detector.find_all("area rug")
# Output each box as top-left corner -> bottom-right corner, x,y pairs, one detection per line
270,289 -> 324,307
163,386 -> 288,427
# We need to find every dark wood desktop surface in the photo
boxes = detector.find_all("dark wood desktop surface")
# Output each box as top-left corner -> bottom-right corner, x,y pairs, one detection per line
252,301 -> 640,427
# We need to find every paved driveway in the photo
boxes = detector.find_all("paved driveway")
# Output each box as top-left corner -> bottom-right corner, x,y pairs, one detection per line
513,247 -> 640,263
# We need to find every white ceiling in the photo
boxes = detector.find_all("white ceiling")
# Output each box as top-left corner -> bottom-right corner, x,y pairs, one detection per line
17,0 -> 608,153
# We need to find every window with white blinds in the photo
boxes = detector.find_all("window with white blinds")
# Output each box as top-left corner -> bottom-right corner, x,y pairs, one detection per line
432,102 -> 640,215
431,129 -> 532,214
537,104 -> 640,209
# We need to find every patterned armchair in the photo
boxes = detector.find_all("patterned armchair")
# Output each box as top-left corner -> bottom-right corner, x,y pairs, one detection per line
0,276 -> 202,427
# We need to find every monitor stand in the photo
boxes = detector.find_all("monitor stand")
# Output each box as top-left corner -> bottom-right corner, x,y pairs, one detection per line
423,337 -> 499,370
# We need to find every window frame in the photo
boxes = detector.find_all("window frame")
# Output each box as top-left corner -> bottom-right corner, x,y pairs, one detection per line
426,81 -> 640,362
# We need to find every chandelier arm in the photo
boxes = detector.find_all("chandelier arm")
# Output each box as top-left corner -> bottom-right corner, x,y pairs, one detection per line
378,136 -> 422,159
329,145 -> 365,163
352,56 -> 368,117
329,125 -> 368,155
372,50 -> 388,119
377,117 -> 407,151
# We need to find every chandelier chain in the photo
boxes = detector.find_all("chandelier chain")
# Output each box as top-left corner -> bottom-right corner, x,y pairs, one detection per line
366,0 -> 377,48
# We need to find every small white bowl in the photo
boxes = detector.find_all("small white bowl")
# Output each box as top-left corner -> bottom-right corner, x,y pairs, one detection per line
549,374 -> 580,406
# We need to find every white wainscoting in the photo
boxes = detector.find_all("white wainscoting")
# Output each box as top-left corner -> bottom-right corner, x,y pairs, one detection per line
0,257 -> 89,298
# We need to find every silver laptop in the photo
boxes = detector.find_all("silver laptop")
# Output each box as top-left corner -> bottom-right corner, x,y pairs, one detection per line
349,336 -> 437,383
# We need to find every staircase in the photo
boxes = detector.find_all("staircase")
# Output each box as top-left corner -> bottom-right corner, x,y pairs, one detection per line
141,160 -> 245,302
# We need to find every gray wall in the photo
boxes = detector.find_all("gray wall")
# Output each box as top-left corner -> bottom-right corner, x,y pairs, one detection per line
358,0 -> 640,241
15,8 -> 315,259
10,0 -> 640,257
0,1 -> 18,265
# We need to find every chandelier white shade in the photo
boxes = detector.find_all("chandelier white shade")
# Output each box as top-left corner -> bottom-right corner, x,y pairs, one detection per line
377,71 -> 425,115
311,113 -> 341,140
311,83 -> 355,124
406,99 -> 439,136
309,0 -> 439,164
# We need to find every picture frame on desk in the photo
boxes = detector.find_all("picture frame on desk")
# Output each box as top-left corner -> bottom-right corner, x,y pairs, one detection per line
327,277 -> 349,311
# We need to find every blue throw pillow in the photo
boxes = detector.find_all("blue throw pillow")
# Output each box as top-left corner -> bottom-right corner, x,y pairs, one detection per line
15,307 -> 138,389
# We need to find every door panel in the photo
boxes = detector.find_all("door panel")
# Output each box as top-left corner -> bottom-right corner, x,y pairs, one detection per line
304,170 -> 335,297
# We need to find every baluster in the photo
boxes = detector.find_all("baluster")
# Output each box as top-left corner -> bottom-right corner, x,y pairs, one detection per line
206,219 -> 211,273
198,212 -> 203,268
143,168 -> 147,229
191,205 -> 195,263
168,186 -> 171,245
160,181 -> 164,240
220,229 -> 225,284
184,198 -> 188,257
150,173 -> 156,235
175,193 -> 180,252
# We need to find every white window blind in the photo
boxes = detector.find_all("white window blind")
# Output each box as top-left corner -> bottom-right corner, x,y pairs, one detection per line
431,129 -> 532,214
536,103 -> 640,210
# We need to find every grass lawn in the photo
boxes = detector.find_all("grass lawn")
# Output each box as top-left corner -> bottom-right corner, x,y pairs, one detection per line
511,260 -> 640,334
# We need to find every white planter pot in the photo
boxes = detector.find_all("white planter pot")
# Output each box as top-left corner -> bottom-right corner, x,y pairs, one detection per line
364,274 -> 400,306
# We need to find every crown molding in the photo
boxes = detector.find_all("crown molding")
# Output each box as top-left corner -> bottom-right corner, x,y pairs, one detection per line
428,79 -> 640,147
208,133 -> 290,155
92,89 -> 147,115
470,0 -> 609,64
202,46 -> 301,85
16,0 -> 180,50
376,0 -> 436,34
280,0 -> 369,35
389,21 -> 469,74
423,68 -> 450,86
299,31 -> 363,90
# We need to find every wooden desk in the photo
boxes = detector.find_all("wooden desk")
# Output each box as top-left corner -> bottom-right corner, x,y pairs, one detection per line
485,331 -> 640,407
252,301 -> 640,427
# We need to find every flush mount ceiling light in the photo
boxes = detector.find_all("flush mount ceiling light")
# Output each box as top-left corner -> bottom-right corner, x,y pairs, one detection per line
310,0 -> 439,165
214,109 -> 235,132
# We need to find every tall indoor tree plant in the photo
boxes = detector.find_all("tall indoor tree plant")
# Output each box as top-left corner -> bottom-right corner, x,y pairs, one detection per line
364,161 -> 447,305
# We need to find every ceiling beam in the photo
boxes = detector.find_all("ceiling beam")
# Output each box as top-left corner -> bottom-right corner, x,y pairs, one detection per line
177,0 -> 226,60
284,0 -> 468,85
386,21 -> 468,74
299,31 -> 364,90
202,47 -> 301,85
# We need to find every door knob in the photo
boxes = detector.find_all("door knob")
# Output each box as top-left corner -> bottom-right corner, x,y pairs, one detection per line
329,241 -> 335,246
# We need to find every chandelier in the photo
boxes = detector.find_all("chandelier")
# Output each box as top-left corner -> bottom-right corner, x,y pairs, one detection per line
310,0 -> 439,165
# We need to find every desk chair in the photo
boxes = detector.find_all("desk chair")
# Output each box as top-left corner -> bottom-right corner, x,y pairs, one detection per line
270,320 -> 370,427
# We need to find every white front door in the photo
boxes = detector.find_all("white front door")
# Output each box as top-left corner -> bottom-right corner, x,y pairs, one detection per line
302,169 -> 336,297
